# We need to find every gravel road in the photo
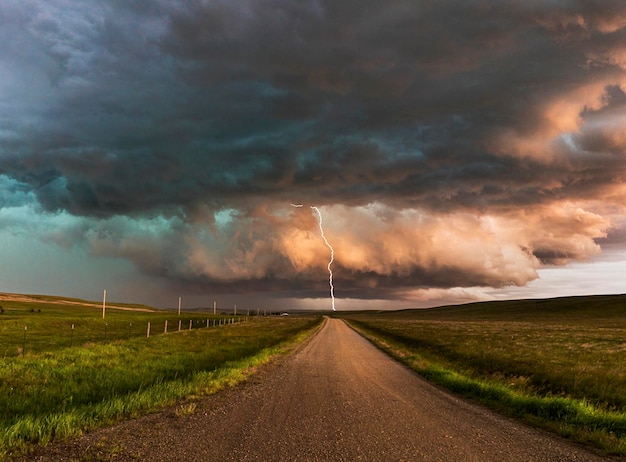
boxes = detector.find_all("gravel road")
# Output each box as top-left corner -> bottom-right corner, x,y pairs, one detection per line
21,317 -> 616,461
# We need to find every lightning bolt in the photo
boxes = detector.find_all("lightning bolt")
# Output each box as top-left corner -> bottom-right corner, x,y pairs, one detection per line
292,204 -> 336,311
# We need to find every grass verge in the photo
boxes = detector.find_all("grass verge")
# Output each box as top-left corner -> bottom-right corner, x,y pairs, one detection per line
2,316 -> 322,459
346,319 -> 626,456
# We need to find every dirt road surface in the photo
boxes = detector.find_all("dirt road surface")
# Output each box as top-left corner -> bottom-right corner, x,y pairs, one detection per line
21,318 -> 615,461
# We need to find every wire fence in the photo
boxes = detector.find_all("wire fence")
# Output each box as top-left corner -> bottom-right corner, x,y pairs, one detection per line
1,315 -> 249,358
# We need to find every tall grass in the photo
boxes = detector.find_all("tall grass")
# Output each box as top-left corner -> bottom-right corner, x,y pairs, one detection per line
1,315 -> 322,457
342,295 -> 626,455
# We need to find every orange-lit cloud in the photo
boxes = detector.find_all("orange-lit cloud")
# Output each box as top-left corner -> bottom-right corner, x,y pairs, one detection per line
58,200 -> 608,302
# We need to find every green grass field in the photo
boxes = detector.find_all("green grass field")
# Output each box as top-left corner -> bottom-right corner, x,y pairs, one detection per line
339,294 -> 626,455
0,294 -> 246,357
0,293 -> 322,457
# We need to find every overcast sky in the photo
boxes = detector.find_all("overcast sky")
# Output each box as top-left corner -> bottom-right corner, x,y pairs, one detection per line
1,0 -> 626,310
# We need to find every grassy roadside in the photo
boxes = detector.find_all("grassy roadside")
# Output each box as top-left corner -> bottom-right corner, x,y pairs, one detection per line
341,296 -> 626,456
2,315 -> 323,459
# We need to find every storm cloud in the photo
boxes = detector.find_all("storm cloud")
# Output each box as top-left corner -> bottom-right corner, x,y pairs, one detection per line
1,0 -> 625,307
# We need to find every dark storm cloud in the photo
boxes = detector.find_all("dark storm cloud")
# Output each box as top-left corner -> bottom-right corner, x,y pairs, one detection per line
1,0 -> 625,300
0,0 -> 621,212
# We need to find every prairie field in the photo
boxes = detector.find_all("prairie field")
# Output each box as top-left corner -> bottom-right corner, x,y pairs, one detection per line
0,293 -> 247,357
341,295 -> 626,455
0,293 -> 322,457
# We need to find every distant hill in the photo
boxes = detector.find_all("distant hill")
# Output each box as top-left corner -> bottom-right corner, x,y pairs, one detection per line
342,294 -> 626,322
0,292 -> 158,313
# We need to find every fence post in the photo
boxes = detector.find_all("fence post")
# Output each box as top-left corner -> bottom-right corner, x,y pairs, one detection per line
178,320 -> 182,331
22,326 -> 27,356
189,319 -> 192,331
147,322 -> 151,338
70,324 -> 74,347
164,320 -> 168,334
128,322 -> 132,340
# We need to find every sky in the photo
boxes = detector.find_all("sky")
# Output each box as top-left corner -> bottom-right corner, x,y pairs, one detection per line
1,0 -> 626,311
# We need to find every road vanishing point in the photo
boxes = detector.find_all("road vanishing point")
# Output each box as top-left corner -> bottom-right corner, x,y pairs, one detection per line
27,317 -> 615,461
